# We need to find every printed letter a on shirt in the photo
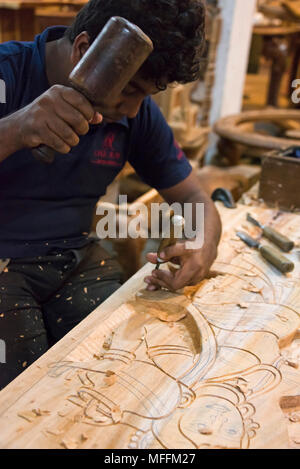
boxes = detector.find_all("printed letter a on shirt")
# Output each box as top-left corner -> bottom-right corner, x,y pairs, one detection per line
0,79 -> 6,103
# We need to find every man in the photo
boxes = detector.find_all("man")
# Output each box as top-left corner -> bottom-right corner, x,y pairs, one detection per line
0,0 -> 221,389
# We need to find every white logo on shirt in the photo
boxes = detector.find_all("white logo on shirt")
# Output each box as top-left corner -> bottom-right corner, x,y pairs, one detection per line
0,79 -> 6,103
0,339 -> 6,363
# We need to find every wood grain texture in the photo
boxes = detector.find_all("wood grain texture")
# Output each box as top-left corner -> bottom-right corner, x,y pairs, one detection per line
0,203 -> 300,449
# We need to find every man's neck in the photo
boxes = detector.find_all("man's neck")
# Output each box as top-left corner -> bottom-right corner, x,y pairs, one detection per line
45,37 -> 72,87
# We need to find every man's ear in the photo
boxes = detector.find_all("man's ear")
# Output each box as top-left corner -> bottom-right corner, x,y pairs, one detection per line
70,31 -> 90,67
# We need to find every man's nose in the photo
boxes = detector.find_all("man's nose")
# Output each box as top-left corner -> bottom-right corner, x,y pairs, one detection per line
118,96 -> 144,119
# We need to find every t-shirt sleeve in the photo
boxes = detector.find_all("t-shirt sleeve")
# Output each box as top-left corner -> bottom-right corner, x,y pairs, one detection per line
128,97 -> 192,190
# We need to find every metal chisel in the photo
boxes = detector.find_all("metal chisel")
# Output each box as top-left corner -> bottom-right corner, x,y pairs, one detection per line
236,231 -> 294,274
246,213 -> 294,252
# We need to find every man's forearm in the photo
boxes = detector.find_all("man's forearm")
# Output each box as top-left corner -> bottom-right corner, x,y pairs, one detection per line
0,112 -> 23,162
184,189 -> 222,250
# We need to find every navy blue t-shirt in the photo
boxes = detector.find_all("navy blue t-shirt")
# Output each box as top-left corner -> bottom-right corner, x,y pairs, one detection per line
0,27 -> 192,258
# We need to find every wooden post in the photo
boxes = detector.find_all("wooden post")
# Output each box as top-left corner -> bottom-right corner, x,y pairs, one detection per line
206,0 -> 256,162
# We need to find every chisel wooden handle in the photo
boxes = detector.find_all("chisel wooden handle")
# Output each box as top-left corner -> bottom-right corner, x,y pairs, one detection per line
262,226 -> 294,252
32,17 -> 153,164
259,245 -> 294,273
156,212 -> 185,268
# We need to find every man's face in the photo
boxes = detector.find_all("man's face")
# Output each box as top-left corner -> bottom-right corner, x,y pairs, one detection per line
93,73 -> 165,123
70,33 -> 165,123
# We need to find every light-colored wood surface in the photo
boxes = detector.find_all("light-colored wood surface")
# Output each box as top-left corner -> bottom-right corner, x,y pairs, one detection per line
0,201 -> 300,449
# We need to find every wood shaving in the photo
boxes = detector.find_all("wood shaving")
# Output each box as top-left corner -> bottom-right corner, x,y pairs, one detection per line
207,270 -> 226,279
234,248 -> 244,254
285,360 -> 299,369
184,284 -> 201,300
242,284 -> 263,294
61,437 -> 78,449
289,412 -> 300,423
57,410 -> 71,417
104,370 -> 117,387
45,428 -> 63,436
73,414 -> 83,423
102,334 -> 113,350
280,395 -> 300,410
32,408 -> 51,416
198,428 -> 213,435
111,405 -> 122,423
17,411 -> 36,422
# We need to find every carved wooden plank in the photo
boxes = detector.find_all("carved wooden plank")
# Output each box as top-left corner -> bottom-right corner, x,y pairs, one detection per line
0,203 -> 300,449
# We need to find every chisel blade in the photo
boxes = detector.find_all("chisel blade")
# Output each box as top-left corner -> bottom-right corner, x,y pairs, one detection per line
246,213 -> 262,229
236,231 -> 260,249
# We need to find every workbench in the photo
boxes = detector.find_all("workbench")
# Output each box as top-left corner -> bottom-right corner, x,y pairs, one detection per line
0,195 -> 299,449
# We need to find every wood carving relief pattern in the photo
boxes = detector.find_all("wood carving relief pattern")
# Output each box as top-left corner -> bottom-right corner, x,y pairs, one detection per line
0,204 -> 299,448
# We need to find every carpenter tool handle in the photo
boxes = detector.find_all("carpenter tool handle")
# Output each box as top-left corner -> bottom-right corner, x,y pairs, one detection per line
262,226 -> 294,252
157,237 -> 177,262
259,245 -> 294,273
156,213 -> 185,268
32,146 -> 56,164
32,16 -> 153,164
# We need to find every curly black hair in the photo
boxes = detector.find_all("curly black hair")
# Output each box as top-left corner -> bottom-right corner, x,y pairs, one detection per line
64,0 -> 206,89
